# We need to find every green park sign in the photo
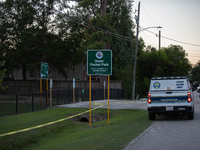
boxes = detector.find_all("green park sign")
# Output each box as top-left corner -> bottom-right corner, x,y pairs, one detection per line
41,62 -> 48,79
87,50 -> 112,75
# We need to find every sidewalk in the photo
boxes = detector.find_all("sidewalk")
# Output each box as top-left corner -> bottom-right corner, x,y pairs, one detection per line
57,99 -> 147,110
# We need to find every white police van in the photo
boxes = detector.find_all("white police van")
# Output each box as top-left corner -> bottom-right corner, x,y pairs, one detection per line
147,76 -> 194,120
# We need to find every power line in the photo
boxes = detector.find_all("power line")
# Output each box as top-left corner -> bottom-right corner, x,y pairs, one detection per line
144,29 -> 200,47
161,36 -> 200,47
141,4 -> 156,27
1,0 -> 136,42
140,3 -> 200,47
2,0 -> 200,47
37,2 -> 135,41
187,55 -> 200,57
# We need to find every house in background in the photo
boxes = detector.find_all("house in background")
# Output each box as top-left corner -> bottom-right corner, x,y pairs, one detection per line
2,64 -> 123,94
12,63 -> 105,83
13,64 -> 85,81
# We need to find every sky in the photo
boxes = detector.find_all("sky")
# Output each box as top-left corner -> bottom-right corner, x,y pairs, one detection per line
133,0 -> 200,65
69,0 -> 200,65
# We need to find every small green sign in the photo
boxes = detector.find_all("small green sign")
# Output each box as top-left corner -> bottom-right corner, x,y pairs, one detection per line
41,62 -> 48,79
87,50 -> 112,75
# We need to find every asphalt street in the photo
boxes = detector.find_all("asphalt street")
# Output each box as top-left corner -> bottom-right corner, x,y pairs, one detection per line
123,91 -> 200,150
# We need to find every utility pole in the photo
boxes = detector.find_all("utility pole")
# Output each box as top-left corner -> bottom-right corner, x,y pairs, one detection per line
100,0 -> 107,89
132,1 -> 140,100
101,0 -> 107,16
159,30 -> 161,50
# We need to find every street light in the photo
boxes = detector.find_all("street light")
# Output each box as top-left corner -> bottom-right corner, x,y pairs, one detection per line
132,26 -> 162,100
139,26 -> 162,32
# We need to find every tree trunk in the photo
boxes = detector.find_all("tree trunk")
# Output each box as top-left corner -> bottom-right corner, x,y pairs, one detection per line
22,65 -> 26,80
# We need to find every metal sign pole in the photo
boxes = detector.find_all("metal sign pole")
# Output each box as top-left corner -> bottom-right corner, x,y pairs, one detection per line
73,78 -> 75,103
89,75 -> 91,127
108,75 -> 110,125
46,79 -> 48,106
50,79 -> 53,107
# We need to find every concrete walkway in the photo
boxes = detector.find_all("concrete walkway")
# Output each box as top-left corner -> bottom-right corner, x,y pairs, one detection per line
57,99 -> 147,110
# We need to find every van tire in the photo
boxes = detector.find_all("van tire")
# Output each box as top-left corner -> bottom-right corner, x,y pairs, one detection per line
188,112 -> 194,120
149,113 -> 155,120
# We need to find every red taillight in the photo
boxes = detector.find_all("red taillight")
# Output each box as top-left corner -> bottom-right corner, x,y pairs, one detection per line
148,93 -> 151,104
188,97 -> 191,102
148,98 -> 151,103
148,93 -> 151,97
188,92 -> 191,102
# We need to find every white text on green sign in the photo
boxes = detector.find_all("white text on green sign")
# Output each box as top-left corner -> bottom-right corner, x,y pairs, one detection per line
87,50 -> 112,75
41,62 -> 48,79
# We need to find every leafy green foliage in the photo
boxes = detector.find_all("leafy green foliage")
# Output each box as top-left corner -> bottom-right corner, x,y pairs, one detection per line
77,0 -> 140,98
0,0 -> 192,99
190,61 -> 200,83
136,45 -> 192,97
0,0 -> 85,80
0,61 -> 8,90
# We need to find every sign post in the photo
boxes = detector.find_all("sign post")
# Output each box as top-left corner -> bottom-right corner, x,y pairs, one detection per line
104,81 -> 105,100
87,50 -> 112,126
73,78 -> 75,103
89,75 -> 91,127
40,62 -> 48,107
108,75 -> 110,125
50,79 -> 53,107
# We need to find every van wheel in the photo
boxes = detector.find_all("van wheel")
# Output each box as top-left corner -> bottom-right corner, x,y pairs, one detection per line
188,112 -> 194,120
149,113 -> 155,120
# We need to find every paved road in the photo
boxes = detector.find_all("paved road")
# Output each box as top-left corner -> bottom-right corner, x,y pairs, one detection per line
123,91 -> 200,150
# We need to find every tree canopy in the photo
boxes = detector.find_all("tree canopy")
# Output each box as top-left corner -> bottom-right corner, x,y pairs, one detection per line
0,0 -> 85,80
190,61 -> 200,83
136,45 -> 192,97
0,0 -> 193,99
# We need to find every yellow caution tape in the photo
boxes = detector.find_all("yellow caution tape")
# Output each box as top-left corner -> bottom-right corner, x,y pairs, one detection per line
0,104 -> 106,137
91,103 -> 107,105
0,101 -> 145,137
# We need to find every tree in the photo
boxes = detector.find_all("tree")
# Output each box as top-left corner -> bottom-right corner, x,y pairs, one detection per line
0,61 -> 8,89
136,45 -> 192,97
77,0 -> 142,98
190,61 -> 200,83
0,0 -> 85,80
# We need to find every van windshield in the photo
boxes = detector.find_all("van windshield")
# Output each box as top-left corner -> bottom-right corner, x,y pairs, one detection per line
150,79 -> 188,91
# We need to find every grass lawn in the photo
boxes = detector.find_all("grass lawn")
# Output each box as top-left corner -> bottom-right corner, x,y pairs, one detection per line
0,107 -> 152,150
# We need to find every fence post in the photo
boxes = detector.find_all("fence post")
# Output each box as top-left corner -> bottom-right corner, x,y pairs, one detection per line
32,93 -> 34,112
16,93 -> 18,114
